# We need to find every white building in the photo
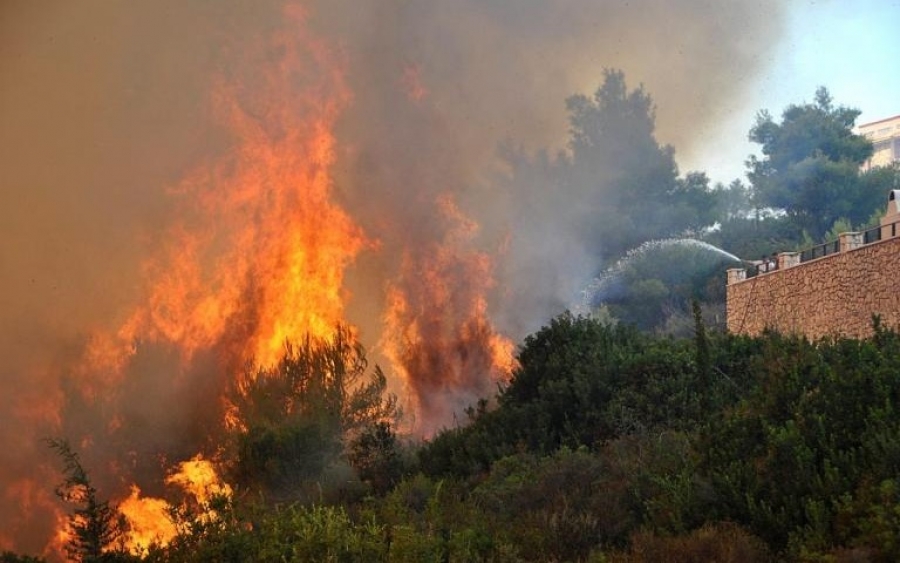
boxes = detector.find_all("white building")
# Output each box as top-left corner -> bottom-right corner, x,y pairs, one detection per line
857,114 -> 900,170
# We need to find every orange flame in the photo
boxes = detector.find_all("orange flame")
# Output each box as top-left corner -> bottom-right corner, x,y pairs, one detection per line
120,456 -> 232,555
60,5 -> 362,555
3,476 -> 66,560
48,513 -> 71,561
79,4 -> 364,385
165,456 -> 233,508
119,486 -> 176,556
383,194 -> 515,433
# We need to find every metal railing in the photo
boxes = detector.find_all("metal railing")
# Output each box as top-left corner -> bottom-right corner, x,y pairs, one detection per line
796,215 -> 900,264
800,239 -> 840,263
863,224 -> 883,244
737,215 -> 900,281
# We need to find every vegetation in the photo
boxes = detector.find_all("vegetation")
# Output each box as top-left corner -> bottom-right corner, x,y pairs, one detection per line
226,327 -> 401,504
746,87 -> 876,240
46,438 -> 133,563
562,70 -> 719,261
27,315 -> 900,562
499,69 -> 723,333
501,76 -> 890,333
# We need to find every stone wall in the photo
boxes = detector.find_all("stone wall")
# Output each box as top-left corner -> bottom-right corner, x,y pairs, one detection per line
727,236 -> 900,339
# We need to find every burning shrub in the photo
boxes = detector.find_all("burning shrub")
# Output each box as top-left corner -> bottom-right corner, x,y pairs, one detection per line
226,326 -> 399,502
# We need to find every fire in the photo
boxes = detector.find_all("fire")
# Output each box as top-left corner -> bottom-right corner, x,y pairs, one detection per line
48,513 -> 71,561
120,456 -> 232,555
79,4 -> 363,382
3,477 -> 66,559
489,332 -> 518,376
165,456 -> 233,509
383,194 -> 515,433
119,486 -> 175,555
60,5 -> 361,555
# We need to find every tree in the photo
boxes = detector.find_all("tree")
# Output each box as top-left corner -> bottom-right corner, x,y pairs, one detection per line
497,70 -> 721,331
715,179 -> 754,220
562,71 -> 721,331
747,87 -> 876,239
227,326 -> 398,501
347,421 -> 404,494
564,69 -> 718,261
47,438 -> 130,563
418,312 -> 717,477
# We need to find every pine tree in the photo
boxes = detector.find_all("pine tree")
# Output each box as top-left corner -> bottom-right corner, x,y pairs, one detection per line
47,438 -> 127,562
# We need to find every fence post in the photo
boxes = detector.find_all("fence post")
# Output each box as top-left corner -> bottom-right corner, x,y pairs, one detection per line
839,232 -> 863,252
726,268 -> 747,285
778,251 -> 801,269
880,216 -> 899,240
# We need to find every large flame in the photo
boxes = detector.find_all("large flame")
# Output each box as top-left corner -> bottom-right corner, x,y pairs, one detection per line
120,456 -> 232,555
119,487 -> 174,556
55,5 -> 363,555
383,194 -> 515,434
79,4 -> 363,386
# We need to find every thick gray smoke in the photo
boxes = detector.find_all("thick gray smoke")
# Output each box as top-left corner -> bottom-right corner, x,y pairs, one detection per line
0,0 -> 786,556
319,0 -> 787,336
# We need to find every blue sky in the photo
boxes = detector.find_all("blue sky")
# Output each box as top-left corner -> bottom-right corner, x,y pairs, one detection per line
687,0 -> 900,185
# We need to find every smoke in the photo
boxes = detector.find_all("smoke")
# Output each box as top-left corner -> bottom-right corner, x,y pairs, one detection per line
313,0 -> 788,335
0,0 -> 786,555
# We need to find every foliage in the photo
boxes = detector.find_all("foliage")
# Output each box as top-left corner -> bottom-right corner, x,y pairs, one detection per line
384,434 -> 710,561
414,314 -> 900,559
707,212 -> 802,270
607,522 -> 771,562
564,70 -> 718,261
472,448 -> 627,557
28,315 -> 900,562
0,553 -> 46,563
496,69 -> 723,332
15,73 -> 900,562
820,217 -> 855,245
256,505 -> 385,562
47,438 -> 133,563
377,475 -> 501,562
143,492 -> 246,563
556,70 -> 720,329
692,300 -> 712,403
226,326 -> 399,502
347,421 -> 405,495
596,241 -> 737,332
419,313 -> 717,475
702,328 -> 900,556
606,278 -> 670,331
714,178 -> 754,219
747,87 -> 877,240
145,500 -> 386,563
711,91 -> 895,295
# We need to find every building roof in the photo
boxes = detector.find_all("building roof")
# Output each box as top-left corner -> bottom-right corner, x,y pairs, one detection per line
858,114 -> 900,129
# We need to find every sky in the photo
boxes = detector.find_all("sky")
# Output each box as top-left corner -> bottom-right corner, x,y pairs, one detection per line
686,0 -> 900,184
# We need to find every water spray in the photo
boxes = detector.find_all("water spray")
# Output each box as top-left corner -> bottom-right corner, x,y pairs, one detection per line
577,237 -> 744,312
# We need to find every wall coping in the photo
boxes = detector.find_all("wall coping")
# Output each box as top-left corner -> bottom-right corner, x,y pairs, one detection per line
727,218 -> 900,286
